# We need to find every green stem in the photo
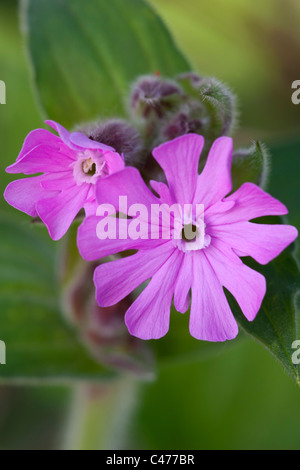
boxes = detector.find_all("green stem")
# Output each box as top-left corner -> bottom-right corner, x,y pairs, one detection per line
62,376 -> 139,450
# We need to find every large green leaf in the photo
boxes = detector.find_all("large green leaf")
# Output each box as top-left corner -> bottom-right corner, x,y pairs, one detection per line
230,242 -> 300,385
0,214 -> 114,383
225,136 -> 300,385
230,138 -> 300,385
22,0 -> 190,128
270,137 -> 300,235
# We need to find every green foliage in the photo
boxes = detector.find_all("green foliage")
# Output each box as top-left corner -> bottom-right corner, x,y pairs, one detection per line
22,0 -> 190,128
230,243 -> 300,385
134,338 -> 300,450
270,138 -> 300,234
0,215 -> 114,383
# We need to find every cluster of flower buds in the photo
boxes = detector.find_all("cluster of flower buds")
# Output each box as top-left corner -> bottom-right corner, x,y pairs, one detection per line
131,74 -> 235,146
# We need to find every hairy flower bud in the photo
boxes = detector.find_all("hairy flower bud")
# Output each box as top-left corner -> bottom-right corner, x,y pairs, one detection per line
63,260 -> 154,378
197,78 -> 237,137
130,75 -> 182,119
232,141 -> 270,191
162,103 -> 205,141
77,119 -> 143,165
176,72 -> 203,93
177,74 -> 238,141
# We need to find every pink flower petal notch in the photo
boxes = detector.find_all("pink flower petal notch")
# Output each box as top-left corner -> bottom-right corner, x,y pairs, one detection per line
4,121 -> 125,240
78,133 -> 298,342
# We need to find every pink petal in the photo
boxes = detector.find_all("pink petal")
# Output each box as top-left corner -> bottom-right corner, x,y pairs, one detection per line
206,240 -> 266,321
69,132 -> 115,153
84,201 -> 98,217
189,251 -> 239,342
36,184 -> 89,240
40,173 -> 76,191
45,120 -> 80,151
205,200 -> 235,217
4,176 -> 57,217
125,249 -> 182,340
210,183 -> 288,225
16,128 -> 63,162
173,253 -> 193,313
46,120 -> 114,152
96,167 -> 159,211
152,134 -> 205,204
193,136 -> 233,208
103,151 -> 125,174
6,145 -> 74,175
94,243 -> 175,307
211,222 -> 298,265
150,180 -> 174,205
77,215 -> 163,262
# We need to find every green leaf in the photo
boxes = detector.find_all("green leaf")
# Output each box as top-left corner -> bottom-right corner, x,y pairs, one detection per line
232,141 -> 270,191
0,214 -> 114,384
22,0 -> 190,128
230,241 -> 300,386
230,138 -> 300,386
270,137 -> 300,233
268,137 -> 300,263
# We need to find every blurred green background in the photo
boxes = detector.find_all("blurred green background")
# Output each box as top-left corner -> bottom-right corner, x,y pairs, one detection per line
0,0 -> 299,450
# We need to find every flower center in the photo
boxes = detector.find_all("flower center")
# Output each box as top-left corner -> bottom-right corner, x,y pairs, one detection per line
181,224 -> 199,242
82,158 -> 97,176
173,217 -> 211,253
73,150 -> 107,185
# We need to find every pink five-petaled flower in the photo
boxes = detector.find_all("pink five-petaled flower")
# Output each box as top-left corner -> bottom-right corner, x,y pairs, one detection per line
4,121 -> 125,240
77,134 -> 298,342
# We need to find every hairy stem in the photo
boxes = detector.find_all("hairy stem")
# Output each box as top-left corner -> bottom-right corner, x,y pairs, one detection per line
62,377 -> 139,450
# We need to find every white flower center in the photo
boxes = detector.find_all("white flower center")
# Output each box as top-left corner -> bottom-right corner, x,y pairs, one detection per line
73,150 -> 108,185
173,216 -> 211,253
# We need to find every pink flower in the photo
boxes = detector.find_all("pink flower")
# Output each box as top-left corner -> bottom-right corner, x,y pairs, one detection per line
4,121 -> 125,240
78,134 -> 298,342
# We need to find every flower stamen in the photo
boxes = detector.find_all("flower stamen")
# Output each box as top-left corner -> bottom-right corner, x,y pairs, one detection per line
82,158 -> 97,176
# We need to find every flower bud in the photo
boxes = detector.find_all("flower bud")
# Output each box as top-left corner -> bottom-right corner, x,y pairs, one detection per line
77,119 -> 143,165
176,72 -> 203,93
162,103 -> 205,141
232,141 -> 270,190
63,260 -> 154,378
197,77 -> 237,137
130,75 -> 182,119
